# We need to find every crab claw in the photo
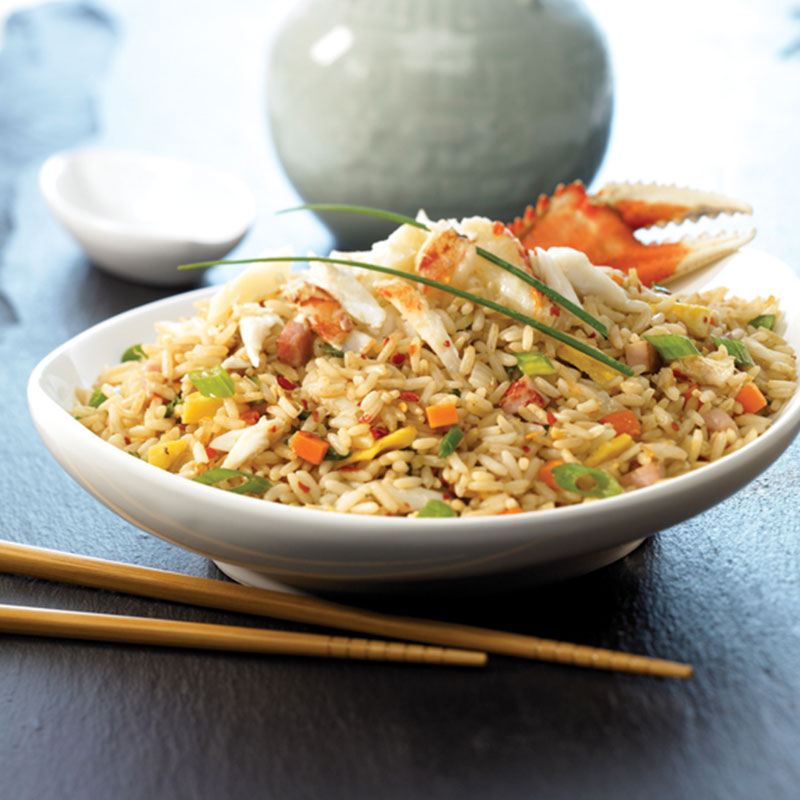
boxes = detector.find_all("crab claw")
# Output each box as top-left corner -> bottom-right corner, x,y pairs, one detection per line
508,181 -> 754,286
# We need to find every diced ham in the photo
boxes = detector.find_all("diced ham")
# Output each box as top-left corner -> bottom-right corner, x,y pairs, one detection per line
620,461 -> 663,489
277,320 -> 313,366
701,407 -> 737,433
624,340 -> 660,372
499,376 -> 548,415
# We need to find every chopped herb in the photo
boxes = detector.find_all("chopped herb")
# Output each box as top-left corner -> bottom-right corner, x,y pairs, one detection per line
748,314 -> 775,330
451,388 -> 462,397
164,393 -> 181,418
644,334 -> 700,361
89,389 -> 107,408
319,342 -> 345,358
73,414 -> 83,420
438,425 -> 464,458
323,446 -> 351,461
515,351 -> 557,376
188,365 -> 235,398
417,499 -> 457,518
121,344 -> 146,362
505,364 -> 522,382
711,335 -> 754,367
245,374 -> 260,385
551,463 -> 622,499
128,451 -> 141,459
193,467 -> 271,495
297,409 -> 311,420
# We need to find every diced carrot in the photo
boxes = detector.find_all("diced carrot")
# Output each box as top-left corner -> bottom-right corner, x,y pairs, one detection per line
290,431 -> 329,465
239,409 -> 260,426
425,402 -> 459,428
735,383 -> 767,414
538,459 -> 565,491
499,508 -> 524,515
599,409 -> 642,439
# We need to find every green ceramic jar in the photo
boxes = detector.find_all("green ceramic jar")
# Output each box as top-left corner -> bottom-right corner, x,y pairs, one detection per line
268,0 -> 612,248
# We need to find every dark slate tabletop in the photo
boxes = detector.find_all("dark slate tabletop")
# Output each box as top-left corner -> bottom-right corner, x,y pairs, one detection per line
1,2 -> 799,798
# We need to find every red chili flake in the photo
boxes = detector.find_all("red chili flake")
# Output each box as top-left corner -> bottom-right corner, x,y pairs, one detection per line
522,445 -> 530,453
297,482 -> 310,493
710,318 -> 717,325
240,409 -> 260,426
672,368 -> 687,380
178,424 -> 187,432
589,331 -> 596,338
370,426 -> 389,440
703,316 -> 709,323
492,220 -> 505,235
383,336 -> 390,344
205,446 -> 218,459
681,384 -> 700,407
277,376 -> 296,391
546,410 -> 557,427
300,398 -> 309,409
549,305 -> 560,316
124,437 -> 130,445
358,414 -> 372,424
391,353 -> 406,365
442,492 -> 451,500
339,464 -> 362,472
671,421 -> 680,431
443,339 -> 451,347
311,411 -> 319,421
399,392 -> 419,403
269,425 -> 277,433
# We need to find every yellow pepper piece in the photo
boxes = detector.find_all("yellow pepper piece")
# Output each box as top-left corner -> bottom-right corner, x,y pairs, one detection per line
147,438 -> 188,470
339,426 -> 417,465
666,302 -> 714,338
557,344 -> 618,385
181,391 -> 224,424
585,433 -> 633,468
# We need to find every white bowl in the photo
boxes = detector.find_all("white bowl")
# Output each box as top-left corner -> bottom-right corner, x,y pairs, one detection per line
39,147 -> 256,287
27,250 -> 800,593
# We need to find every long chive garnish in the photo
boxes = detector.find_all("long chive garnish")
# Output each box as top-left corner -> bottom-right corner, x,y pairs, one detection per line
280,203 -> 608,338
179,255 -> 633,376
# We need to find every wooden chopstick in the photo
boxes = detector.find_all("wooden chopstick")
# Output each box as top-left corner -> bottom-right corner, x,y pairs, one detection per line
0,603 -> 485,667
0,540 -> 692,678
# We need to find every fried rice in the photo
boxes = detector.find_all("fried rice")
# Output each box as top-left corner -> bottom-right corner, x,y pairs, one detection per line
73,215 -> 798,517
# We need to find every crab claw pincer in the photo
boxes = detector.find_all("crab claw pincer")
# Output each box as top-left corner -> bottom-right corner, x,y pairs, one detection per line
508,181 -> 754,286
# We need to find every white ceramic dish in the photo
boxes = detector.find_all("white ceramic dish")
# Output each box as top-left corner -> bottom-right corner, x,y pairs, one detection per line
39,147 -> 256,287
27,250 -> 800,593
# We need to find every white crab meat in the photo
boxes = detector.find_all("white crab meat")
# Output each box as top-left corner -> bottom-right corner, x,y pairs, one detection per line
375,280 -> 461,376
239,313 -> 282,368
305,260 -> 386,329
207,249 -> 293,325
680,354 -> 736,388
541,247 -> 650,314
221,418 -> 273,470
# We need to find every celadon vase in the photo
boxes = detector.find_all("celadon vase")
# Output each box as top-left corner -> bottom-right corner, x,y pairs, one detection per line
268,0 -> 612,248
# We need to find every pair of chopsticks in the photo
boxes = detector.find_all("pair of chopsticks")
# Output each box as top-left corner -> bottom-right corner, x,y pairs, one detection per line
0,540 -> 692,677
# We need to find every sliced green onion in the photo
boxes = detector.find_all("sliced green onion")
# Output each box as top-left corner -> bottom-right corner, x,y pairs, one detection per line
280,204 -> 609,338
748,314 -> 775,330
88,389 -> 107,408
319,342 -> 345,357
323,447 -> 351,461
188,365 -> 235,398
297,409 -> 311,421
245,374 -> 260,385
514,351 -> 557,376
193,467 -> 271,495
417,499 -> 457,518
451,388 -> 461,397
180,255 -> 633,377
711,335 -> 754,367
551,463 -> 622,499
438,425 -> 463,458
121,344 -> 146,362
644,334 -> 700,361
